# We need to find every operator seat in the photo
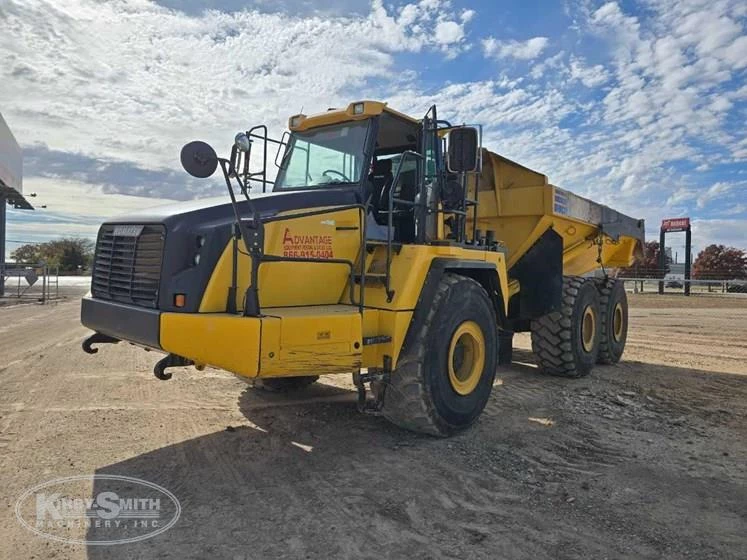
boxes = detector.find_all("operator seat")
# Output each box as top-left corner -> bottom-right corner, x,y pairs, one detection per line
367,158 -> 393,225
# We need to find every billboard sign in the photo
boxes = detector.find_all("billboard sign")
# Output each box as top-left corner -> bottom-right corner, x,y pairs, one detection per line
661,217 -> 690,232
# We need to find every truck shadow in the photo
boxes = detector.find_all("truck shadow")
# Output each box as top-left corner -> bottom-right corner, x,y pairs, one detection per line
85,357 -> 747,559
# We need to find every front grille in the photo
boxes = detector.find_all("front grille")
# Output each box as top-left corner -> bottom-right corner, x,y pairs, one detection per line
92,224 -> 165,308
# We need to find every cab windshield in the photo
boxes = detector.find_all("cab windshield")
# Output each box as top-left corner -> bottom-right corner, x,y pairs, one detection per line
274,121 -> 369,189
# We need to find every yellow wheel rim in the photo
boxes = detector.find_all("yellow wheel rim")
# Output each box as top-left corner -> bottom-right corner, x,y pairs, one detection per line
581,305 -> 596,353
447,321 -> 485,396
612,302 -> 624,342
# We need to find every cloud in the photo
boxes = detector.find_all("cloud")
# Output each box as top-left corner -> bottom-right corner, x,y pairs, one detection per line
691,219 -> 747,251
667,187 -> 698,206
6,176 -> 181,246
434,21 -> 464,45
0,0 -> 472,175
151,0 -> 372,18
482,36 -> 550,60
22,144 -> 221,200
385,0 -> 745,253
1,0 -> 744,254
696,182 -> 735,209
568,57 -> 610,87
530,51 -> 566,79
718,203 -> 746,216
10,177 -> 179,224
590,0 -> 745,143
460,9 -> 475,23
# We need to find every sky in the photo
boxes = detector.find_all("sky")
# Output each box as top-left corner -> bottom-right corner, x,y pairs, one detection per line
1,0 -> 745,257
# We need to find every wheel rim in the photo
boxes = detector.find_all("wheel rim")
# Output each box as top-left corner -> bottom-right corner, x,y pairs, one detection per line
448,321 -> 485,396
612,302 -> 624,342
581,305 -> 596,353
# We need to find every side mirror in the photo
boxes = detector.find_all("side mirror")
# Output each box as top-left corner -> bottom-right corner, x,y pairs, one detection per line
234,132 -> 251,153
447,127 -> 479,173
180,141 -> 218,178
274,131 -> 291,168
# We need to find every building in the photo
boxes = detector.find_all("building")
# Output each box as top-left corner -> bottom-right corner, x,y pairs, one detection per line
1,113 -> 33,295
665,263 -> 686,280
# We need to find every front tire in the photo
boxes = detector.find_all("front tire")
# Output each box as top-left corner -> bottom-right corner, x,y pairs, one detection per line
531,276 -> 601,378
382,273 -> 498,436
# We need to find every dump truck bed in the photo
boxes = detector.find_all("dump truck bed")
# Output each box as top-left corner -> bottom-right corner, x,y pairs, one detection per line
469,150 -> 644,277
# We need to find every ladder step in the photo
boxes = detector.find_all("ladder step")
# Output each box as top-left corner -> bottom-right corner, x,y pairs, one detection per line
353,273 -> 386,285
365,241 -> 402,254
363,335 -> 392,345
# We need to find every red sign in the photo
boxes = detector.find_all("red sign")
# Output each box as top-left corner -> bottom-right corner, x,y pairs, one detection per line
661,217 -> 690,232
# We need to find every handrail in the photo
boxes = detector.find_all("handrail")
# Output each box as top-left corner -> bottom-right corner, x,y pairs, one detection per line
386,150 -> 424,302
236,202 -> 369,314
262,203 -> 366,224
242,125 -> 284,193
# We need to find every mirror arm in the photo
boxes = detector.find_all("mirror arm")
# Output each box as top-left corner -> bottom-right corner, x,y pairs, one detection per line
242,134 -> 251,191
217,158 -> 263,316
228,144 -> 239,178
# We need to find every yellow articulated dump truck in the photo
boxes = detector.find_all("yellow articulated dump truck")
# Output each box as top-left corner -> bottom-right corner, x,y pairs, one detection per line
81,101 -> 643,436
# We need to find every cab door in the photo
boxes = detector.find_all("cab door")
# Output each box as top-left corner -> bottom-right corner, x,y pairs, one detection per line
421,105 -> 443,243
258,206 -> 363,307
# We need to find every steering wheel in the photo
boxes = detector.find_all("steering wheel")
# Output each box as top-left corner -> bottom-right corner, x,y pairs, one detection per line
322,169 -> 351,182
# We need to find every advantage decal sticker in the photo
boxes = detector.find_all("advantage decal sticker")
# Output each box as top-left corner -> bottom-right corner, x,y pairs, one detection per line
282,228 -> 334,258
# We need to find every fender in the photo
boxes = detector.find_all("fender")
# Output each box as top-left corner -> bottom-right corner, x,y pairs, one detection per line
413,257 -> 507,330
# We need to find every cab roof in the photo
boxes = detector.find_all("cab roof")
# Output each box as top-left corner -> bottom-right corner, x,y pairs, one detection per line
287,101 -> 418,132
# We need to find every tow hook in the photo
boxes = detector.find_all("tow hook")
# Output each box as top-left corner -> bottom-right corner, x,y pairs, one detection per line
82,333 -> 120,354
353,364 -> 391,415
154,353 -> 194,381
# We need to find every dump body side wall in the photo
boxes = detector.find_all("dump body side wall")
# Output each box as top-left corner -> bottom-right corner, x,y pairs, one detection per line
467,150 -> 643,277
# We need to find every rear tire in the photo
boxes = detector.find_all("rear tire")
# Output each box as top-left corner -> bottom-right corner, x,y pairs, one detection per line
382,273 -> 498,437
596,278 -> 628,364
252,376 -> 319,392
531,276 -> 601,378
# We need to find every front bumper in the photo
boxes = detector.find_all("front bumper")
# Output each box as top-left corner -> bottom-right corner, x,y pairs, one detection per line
81,298 -> 363,379
81,296 -> 161,349
80,296 -> 263,376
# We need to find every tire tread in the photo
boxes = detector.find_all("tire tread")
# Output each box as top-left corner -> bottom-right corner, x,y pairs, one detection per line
382,274 -> 494,436
531,276 -> 594,378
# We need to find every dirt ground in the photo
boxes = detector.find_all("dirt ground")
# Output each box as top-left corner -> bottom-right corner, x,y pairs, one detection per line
0,293 -> 745,559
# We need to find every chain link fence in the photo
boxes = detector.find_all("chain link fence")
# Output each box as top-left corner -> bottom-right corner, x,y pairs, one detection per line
0,262 -> 60,304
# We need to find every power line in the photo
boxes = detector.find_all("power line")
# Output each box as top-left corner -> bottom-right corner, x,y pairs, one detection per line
6,236 -> 96,245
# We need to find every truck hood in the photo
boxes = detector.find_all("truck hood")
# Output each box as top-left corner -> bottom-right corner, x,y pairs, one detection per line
105,189 -> 344,225
93,185 -> 363,314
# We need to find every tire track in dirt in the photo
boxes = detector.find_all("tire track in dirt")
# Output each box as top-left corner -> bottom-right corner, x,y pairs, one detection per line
2,295 -> 747,559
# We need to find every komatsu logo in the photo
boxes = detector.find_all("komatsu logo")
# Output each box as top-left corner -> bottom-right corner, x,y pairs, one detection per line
113,225 -> 144,237
282,228 -> 334,258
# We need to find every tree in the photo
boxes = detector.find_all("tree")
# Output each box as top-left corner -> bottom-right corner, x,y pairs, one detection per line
10,237 -> 94,273
10,243 -> 44,264
693,245 -> 747,280
618,240 -> 669,279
